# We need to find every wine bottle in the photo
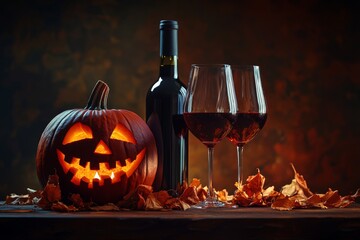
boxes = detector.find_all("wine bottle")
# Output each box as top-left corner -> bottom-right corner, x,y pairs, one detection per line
146,20 -> 188,192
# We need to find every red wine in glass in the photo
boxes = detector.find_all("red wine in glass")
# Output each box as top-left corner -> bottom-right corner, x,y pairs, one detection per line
229,65 -> 267,189
183,64 -> 237,208
183,112 -> 233,147
227,112 -> 267,146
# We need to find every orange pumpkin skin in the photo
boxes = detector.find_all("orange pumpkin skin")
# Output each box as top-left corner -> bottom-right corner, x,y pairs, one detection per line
36,80 -> 157,204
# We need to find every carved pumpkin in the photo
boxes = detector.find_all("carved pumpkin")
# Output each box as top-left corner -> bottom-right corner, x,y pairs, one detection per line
36,80 -> 157,204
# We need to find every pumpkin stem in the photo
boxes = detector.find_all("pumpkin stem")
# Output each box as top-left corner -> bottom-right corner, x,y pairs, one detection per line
85,80 -> 109,110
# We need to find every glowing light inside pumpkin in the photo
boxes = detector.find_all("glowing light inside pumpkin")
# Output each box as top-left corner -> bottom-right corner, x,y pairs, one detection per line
94,171 -> 101,180
94,140 -> 112,155
57,148 -> 146,188
110,124 -> 137,144
63,122 -> 93,145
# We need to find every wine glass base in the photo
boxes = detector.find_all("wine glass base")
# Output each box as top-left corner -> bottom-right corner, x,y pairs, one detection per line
192,198 -> 225,209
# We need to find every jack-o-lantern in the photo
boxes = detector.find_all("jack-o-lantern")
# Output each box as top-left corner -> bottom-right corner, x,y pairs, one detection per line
36,80 -> 157,204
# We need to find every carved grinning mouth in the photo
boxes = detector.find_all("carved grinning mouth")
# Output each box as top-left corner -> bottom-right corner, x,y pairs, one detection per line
57,148 -> 146,189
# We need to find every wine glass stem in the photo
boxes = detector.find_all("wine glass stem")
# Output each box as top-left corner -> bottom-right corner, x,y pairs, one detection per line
237,145 -> 244,184
208,146 -> 215,200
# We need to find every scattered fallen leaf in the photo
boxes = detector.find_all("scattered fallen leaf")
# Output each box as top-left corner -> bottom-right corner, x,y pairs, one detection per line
152,190 -> 172,206
176,180 -> 188,196
37,173 -> 62,210
197,187 -> 208,201
164,198 -> 191,210
281,179 -> 298,197
271,164 -> 360,210
271,194 -> 294,211
215,189 -> 232,203
51,201 -> 77,212
117,184 -> 153,210
291,164 -> 313,197
145,194 -> 163,211
233,169 -> 278,207
189,178 -> 201,188
5,188 -> 42,205
179,186 -> 200,205
306,194 -> 326,209
69,193 -> 85,209
3,164 -> 359,212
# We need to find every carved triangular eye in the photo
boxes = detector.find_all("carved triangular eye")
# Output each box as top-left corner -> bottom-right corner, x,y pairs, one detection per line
63,122 -> 93,145
110,124 -> 136,144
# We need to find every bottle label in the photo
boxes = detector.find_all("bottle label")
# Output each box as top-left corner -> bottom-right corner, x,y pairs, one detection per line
160,56 -> 178,66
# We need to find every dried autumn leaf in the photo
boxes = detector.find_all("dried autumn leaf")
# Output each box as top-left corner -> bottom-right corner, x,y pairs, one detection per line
271,164 -> 314,210
5,188 -> 42,205
6,162 -> 357,212
165,198 -> 190,210
197,187 -> 207,201
215,189 -> 232,203
42,174 -> 61,203
27,188 -> 42,204
234,190 -> 252,207
176,180 -> 188,196
291,163 -> 313,197
306,194 -> 326,209
263,186 -> 280,204
253,192 -> 267,206
69,193 -> 85,209
281,179 -> 298,197
179,186 -> 200,205
117,184 -> 153,210
234,181 -> 241,191
178,200 -> 191,210
242,169 -> 265,196
271,194 -> 295,211
37,173 -> 62,210
145,194 -> 163,210
322,189 -> 347,208
189,178 -> 202,188
152,190 -> 171,206
273,164 -> 360,210
5,194 -> 30,205
351,188 -> 360,199
289,194 -> 308,208
51,201 -> 77,212
37,196 -> 51,210
164,198 -> 176,208
274,164 -> 320,210
233,169 -> 277,207
338,188 -> 360,208
43,183 -> 61,203
186,178 -> 208,202
322,189 -> 359,208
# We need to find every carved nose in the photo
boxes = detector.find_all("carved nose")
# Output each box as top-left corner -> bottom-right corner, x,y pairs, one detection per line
94,140 -> 112,155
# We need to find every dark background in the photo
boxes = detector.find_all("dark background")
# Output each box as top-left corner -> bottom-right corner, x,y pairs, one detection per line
0,0 -> 359,199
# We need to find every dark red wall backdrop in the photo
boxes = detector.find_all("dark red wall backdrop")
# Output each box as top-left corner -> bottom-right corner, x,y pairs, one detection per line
0,0 -> 359,199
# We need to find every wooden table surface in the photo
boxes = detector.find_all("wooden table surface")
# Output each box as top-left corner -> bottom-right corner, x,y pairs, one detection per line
0,203 -> 359,239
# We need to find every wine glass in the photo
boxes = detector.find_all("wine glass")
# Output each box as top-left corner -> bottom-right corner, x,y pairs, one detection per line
227,65 -> 267,187
183,64 -> 237,208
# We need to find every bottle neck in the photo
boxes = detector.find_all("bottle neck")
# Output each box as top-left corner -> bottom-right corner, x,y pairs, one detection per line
159,21 -> 178,79
160,55 -> 178,79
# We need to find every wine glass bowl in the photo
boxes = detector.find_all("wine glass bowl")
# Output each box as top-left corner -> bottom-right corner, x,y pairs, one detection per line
227,65 -> 267,185
227,112 -> 267,146
183,64 -> 237,208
